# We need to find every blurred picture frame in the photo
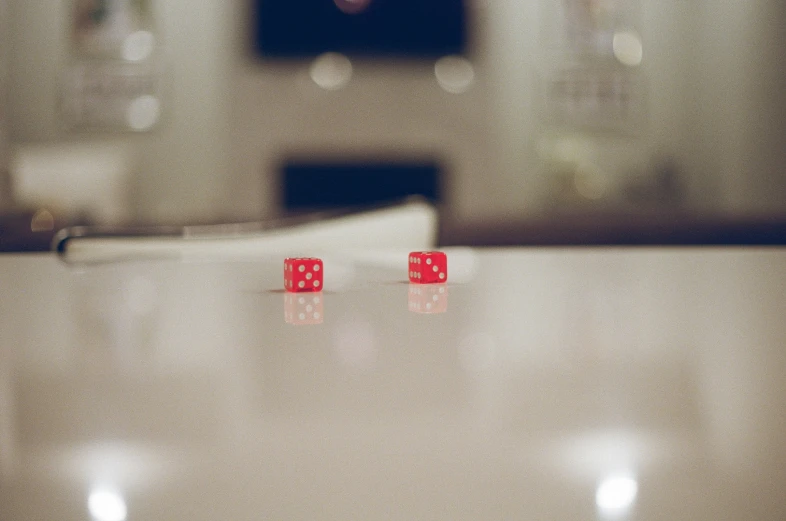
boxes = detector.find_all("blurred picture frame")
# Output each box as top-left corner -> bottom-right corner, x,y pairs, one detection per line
72,0 -> 154,60
538,0 -> 646,133
540,0 -> 642,58
65,0 -> 163,132
60,60 -> 166,132
539,64 -> 647,134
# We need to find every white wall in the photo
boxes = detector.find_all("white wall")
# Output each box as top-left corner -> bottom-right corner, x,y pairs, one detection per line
5,0 -> 786,224
0,0 -> 9,204
682,0 -> 786,214
728,0 -> 786,213
687,0 -> 757,212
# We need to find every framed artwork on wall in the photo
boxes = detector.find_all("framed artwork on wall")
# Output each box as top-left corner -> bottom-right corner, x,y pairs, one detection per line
541,0 -> 642,58
72,0 -> 154,60
538,0 -> 645,133
63,0 -> 163,132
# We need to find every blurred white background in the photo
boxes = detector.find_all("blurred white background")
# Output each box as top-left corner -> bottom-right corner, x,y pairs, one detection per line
1,0 -> 785,225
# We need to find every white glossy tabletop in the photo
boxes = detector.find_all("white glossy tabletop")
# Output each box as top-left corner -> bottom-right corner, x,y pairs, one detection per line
1,249 -> 786,520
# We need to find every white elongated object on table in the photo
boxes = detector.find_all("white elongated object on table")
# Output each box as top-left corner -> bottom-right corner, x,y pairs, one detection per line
55,198 -> 439,264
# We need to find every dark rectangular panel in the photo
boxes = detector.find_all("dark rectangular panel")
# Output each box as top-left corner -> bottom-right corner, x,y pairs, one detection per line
281,161 -> 441,211
254,0 -> 467,59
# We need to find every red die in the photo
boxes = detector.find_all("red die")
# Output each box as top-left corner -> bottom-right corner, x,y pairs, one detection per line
408,251 -> 447,284
408,284 -> 448,314
284,293 -> 324,325
284,257 -> 323,292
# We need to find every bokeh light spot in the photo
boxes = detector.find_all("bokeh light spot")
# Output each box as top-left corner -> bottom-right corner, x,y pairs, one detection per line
310,53 -> 353,91
435,55 -> 475,94
88,490 -> 127,521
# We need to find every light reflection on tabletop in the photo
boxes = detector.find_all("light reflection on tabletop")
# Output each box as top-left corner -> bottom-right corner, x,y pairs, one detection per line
1,249 -> 785,520
88,489 -> 127,521
596,474 -> 638,517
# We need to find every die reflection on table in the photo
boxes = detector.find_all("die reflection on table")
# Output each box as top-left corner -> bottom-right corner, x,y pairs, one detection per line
408,284 -> 448,314
284,292 -> 324,325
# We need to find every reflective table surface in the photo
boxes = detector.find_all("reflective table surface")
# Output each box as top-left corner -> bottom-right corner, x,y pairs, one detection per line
1,249 -> 785,520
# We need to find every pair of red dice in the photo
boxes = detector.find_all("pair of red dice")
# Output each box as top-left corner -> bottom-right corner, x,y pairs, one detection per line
284,251 -> 447,292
